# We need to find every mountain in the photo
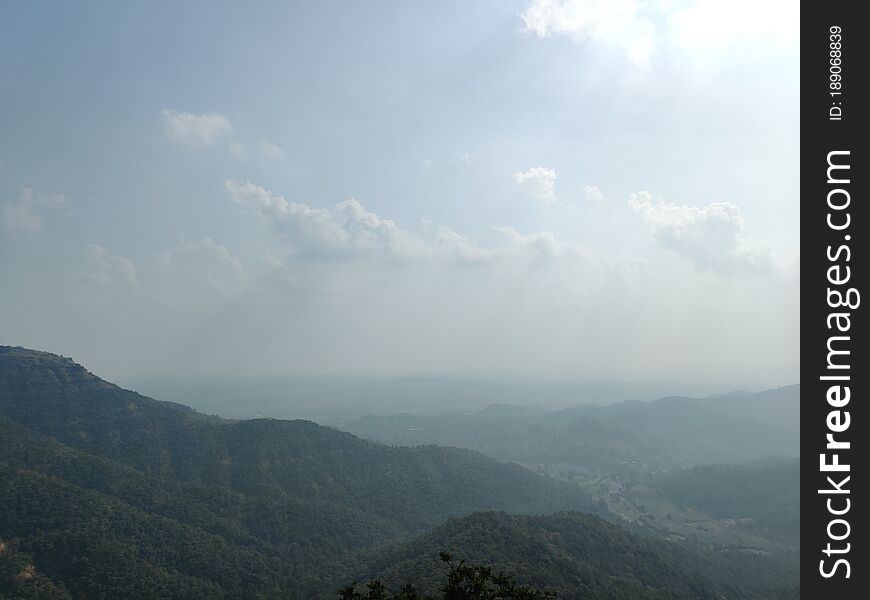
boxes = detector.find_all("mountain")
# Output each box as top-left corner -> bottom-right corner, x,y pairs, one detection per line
0,346 -> 590,522
342,387 -> 800,474
0,346 -> 799,599
654,459 -> 800,547
699,385 -> 800,433
129,375 -> 732,423
0,346 -> 591,598
352,512 -> 799,600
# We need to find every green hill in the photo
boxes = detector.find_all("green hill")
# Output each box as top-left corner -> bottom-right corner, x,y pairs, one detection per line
654,460 -> 800,547
0,346 -> 590,598
343,389 -> 799,475
0,346 -> 798,599
353,512 -> 799,600
0,346 -> 591,524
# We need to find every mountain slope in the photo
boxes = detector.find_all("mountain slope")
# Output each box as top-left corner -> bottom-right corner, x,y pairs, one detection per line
0,347 -> 799,599
343,388 -> 799,474
353,512 -> 799,600
699,385 -> 800,433
0,346 -> 594,598
655,460 -> 800,547
0,346 -> 591,527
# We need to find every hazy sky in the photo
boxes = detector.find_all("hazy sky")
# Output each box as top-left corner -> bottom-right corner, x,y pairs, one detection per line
0,0 -> 799,385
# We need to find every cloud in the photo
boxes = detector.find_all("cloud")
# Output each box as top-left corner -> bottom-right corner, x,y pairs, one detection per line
161,112 -> 287,162
519,0 -> 798,67
226,180 -> 436,260
86,244 -> 138,288
459,153 -> 473,165
423,223 -> 493,262
210,185 -> 796,383
225,179 -> 586,263
161,109 -> 233,145
226,180 -> 351,252
628,191 -> 772,275
492,225 -> 586,259
514,167 -> 557,202
520,0 -> 656,66
336,197 -> 432,258
2,188 -> 67,233
2,183 -> 794,385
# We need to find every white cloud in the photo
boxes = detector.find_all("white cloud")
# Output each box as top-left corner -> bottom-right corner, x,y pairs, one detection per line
225,179 -> 586,263
86,244 -> 138,288
337,197 -> 432,258
226,179 -> 433,259
161,109 -> 233,145
423,159 -> 434,169
520,0 -> 798,67
628,191 -> 772,275
520,0 -> 656,66
226,180 -> 349,250
459,152 -> 473,165
225,179 -> 292,218
492,225 -> 586,259
2,188 -> 66,233
426,224 -> 494,262
161,110 -> 289,162
514,167 -> 557,202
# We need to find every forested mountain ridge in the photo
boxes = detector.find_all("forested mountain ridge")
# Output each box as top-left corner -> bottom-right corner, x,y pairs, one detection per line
0,416 -> 799,600
0,347 -> 799,599
351,512 -> 799,600
0,346 -> 592,524
654,460 -> 800,547
0,346 -> 588,598
343,387 -> 799,474
698,386 -> 800,433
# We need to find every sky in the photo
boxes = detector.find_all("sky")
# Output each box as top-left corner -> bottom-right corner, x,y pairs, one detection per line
0,0 -> 799,386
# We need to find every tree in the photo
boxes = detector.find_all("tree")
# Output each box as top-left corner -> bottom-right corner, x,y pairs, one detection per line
338,554 -> 554,600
